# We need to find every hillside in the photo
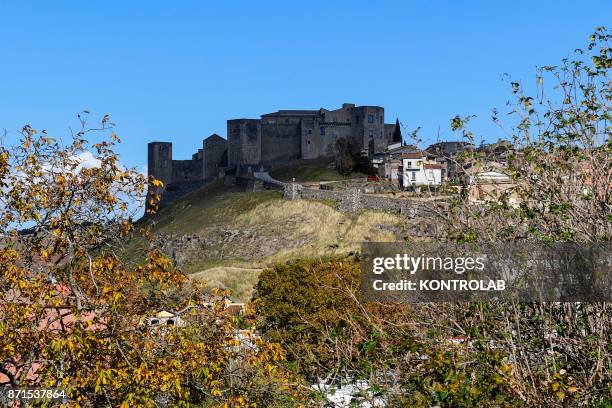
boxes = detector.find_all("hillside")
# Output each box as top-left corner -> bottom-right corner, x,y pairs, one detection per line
129,180 -> 406,301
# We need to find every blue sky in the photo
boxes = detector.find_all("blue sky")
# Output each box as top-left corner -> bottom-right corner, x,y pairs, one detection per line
1,1 -> 609,172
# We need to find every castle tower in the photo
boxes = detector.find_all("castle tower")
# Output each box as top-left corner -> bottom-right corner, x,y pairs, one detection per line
352,106 -> 385,157
203,134 -> 227,179
227,119 -> 261,169
147,142 -> 173,193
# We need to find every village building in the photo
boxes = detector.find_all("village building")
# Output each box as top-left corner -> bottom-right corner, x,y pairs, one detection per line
400,152 -> 444,188
147,310 -> 187,328
463,162 -> 519,207
426,141 -> 475,180
378,142 -> 419,182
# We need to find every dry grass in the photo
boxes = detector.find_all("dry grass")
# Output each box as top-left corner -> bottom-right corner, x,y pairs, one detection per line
341,211 -> 401,250
236,199 -> 404,263
139,183 -> 405,301
189,267 -> 263,302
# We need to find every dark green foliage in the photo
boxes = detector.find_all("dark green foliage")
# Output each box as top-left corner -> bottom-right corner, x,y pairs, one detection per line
254,258 -> 518,406
333,137 -> 377,176
333,137 -> 355,176
352,151 -> 377,175
253,257 -> 415,382
392,118 -> 402,143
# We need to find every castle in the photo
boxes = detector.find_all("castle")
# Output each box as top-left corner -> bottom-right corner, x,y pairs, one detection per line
148,102 -> 399,205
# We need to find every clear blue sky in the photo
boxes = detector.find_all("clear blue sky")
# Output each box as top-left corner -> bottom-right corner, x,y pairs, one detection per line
1,1 -> 609,172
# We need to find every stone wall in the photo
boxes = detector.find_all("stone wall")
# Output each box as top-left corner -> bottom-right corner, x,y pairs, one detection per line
148,142 -> 173,192
228,119 -> 261,168
260,119 -> 302,164
297,187 -> 343,202
384,123 -> 396,144
300,118 -> 320,160
159,180 -> 206,208
203,134 -> 227,179
284,182 -> 431,217
352,106 -> 386,155
172,159 -> 203,183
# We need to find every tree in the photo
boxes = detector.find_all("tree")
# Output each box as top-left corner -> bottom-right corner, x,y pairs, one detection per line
0,114 -> 305,407
254,257 -> 516,407
254,258 -> 422,403
431,27 -> 611,406
391,118 -> 402,144
332,137 -> 355,176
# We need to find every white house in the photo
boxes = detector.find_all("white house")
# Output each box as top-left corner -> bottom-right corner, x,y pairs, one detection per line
401,152 -> 443,188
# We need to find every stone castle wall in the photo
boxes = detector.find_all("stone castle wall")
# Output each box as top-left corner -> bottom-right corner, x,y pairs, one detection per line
227,119 -> 261,168
203,135 -> 227,179
148,103 -> 402,209
260,120 -> 303,164
172,159 -> 203,183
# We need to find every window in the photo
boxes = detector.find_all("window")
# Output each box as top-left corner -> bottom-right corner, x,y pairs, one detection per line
406,161 -> 411,167
368,130 -> 373,140
428,170 -> 434,180
417,160 -> 422,167
307,140 -> 311,145
320,126 -> 325,136
368,114 -> 374,123
308,129 -> 312,134
380,116 -> 383,124
411,171 -> 416,181
380,131 -> 383,138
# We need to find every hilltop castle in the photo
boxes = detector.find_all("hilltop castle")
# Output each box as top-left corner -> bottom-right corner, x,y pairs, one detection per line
148,102 -> 400,205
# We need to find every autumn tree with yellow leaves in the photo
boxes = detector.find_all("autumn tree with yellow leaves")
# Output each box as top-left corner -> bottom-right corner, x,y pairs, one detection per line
0,115 -> 306,407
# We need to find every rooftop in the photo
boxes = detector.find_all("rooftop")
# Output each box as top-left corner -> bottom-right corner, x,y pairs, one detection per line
261,109 -> 322,118
401,152 -> 426,159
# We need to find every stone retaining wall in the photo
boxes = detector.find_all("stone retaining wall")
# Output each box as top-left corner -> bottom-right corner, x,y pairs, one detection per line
284,182 -> 432,217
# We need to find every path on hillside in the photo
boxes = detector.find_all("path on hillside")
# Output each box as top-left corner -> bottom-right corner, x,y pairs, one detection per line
253,171 -> 286,187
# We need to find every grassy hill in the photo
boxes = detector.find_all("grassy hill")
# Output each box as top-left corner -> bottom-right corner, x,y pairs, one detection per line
128,180 -> 405,301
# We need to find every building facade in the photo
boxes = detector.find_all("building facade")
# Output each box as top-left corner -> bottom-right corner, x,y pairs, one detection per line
228,103 -> 394,169
401,152 -> 443,188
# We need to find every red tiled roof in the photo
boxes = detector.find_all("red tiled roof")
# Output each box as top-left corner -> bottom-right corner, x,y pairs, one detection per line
424,163 -> 444,170
401,152 -> 425,159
